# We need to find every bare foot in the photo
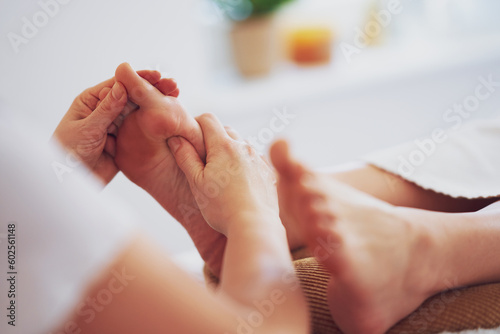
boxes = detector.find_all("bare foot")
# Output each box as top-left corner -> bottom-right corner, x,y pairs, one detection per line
113,63 -> 226,275
271,140 -> 442,334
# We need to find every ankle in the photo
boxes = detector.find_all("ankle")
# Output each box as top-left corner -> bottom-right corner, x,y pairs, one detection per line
393,207 -> 445,297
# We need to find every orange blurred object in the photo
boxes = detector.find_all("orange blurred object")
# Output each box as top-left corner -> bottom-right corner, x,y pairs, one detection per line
288,27 -> 333,65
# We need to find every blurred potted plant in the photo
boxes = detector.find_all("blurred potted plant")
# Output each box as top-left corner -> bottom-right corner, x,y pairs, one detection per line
214,0 -> 294,77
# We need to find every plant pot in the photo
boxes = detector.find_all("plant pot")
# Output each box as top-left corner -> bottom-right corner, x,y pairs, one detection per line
230,15 -> 277,77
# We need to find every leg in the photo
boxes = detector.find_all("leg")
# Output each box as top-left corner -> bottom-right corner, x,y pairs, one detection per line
272,140 -> 500,334
330,165 -> 497,213
113,63 -> 226,276
272,140 -> 497,250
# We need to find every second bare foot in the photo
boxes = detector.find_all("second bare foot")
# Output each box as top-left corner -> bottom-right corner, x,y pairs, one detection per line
271,141 -> 443,334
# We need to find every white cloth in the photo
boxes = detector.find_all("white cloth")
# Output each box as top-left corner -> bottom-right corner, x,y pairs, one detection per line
0,121 -> 138,334
440,326 -> 500,334
364,117 -> 500,199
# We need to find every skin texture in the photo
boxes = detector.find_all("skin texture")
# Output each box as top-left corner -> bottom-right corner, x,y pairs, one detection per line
54,63 -> 226,275
113,63 -> 226,276
278,162 -> 497,250
55,115 -> 308,334
52,70 -> 165,185
54,64 -> 495,273
167,114 -> 278,235
271,139 -> 500,334
53,64 -> 500,334
52,78 -> 127,185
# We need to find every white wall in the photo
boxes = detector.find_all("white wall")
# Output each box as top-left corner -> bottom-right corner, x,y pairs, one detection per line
0,0 -> 207,254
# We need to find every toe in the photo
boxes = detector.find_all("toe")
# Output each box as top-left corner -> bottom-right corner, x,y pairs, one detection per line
137,70 -> 162,86
155,78 -> 179,96
169,88 -> 180,98
270,140 -> 308,182
297,190 -> 329,225
115,63 -> 162,106
270,140 -> 290,175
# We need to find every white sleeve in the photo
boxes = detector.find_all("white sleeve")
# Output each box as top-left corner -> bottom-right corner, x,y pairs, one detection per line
0,122 -> 138,334
363,117 -> 500,199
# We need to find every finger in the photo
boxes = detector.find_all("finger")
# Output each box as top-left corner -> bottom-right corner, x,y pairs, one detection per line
85,70 -> 160,110
120,100 -> 139,119
79,77 -> 115,111
224,126 -> 241,140
99,87 -> 111,101
100,86 -> 135,129
98,87 -> 111,113
86,77 -> 116,98
196,113 -> 231,149
137,70 -> 161,86
167,136 -> 204,188
87,82 -> 128,132
155,78 -> 179,96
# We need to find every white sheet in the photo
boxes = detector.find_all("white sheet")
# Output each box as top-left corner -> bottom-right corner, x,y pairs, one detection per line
364,117 -> 500,199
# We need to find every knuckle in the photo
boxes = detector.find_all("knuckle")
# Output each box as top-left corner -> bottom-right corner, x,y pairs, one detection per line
218,139 -> 234,152
77,92 -> 95,110
82,125 -> 105,144
245,143 -> 256,155
238,142 -> 256,156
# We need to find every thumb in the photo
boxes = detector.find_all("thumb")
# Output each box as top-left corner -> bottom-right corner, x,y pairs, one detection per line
168,136 -> 205,187
87,82 -> 127,131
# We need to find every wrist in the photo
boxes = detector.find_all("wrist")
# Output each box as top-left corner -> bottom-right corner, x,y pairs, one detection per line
225,210 -> 284,236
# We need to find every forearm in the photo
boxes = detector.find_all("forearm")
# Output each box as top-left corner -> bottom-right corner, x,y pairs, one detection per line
218,212 -> 308,332
67,236 -> 237,334
221,213 -> 290,298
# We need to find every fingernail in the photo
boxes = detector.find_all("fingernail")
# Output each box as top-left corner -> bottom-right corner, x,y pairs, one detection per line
168,137 -> 181,152
111,82 -> 124,100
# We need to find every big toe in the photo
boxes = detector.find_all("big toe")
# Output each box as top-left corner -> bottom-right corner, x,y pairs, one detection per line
115,62 -> 161,106
270,140 -> 308,182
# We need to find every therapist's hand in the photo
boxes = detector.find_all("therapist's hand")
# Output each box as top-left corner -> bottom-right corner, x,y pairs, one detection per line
168,113 -> 279,235
53,70 -> 162,185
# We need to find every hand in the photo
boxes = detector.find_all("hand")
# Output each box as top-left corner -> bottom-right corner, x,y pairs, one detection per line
52,70 -> 161,185
167,113 -> 279,235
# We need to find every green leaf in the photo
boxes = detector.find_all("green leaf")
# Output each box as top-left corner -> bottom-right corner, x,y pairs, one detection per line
213,0 -> 294,20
